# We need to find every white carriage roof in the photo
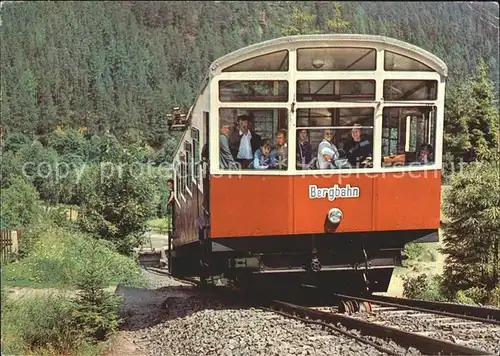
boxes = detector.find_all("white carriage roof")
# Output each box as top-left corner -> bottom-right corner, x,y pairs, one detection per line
209,34 -> 448,77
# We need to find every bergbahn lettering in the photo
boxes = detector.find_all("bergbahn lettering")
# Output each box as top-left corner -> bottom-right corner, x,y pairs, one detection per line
309,184 -> 360,201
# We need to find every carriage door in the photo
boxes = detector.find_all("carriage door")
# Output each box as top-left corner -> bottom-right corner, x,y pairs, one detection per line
202,112 -> 210,216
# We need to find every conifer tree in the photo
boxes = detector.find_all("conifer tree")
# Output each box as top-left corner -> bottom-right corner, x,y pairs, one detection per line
441,153 -> 500,304
467,58 -> 499,160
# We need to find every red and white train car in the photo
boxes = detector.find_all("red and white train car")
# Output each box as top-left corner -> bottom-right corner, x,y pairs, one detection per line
169,34 -> 447,293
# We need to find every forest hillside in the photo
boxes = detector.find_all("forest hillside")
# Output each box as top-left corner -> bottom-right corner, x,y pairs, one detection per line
1,1 -> 498,148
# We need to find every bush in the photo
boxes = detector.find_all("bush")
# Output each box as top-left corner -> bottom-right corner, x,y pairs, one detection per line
442,154 -> 500,299
3,224 -> 146,288
1,292 -> 82,355
403,273 -> 446,301
77,162 -> 157,255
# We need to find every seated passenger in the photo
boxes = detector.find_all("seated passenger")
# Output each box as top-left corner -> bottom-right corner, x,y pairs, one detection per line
320,146 -> 335,169
344,124 -> 372,168
219,118 -> 238,170
317,129 -> 339,169
275,129 -> 288,168
250,139 -> 278,170
296,129 -> 313,168
418,143 -> 434,164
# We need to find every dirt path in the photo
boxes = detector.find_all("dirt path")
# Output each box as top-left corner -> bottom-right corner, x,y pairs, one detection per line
103,268 -> 196,356
103,332 -> 146,356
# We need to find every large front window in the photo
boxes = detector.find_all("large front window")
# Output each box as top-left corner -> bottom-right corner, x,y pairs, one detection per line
296,107 -> 374,170
218,108 -> 289,171
382,106 -> 437,167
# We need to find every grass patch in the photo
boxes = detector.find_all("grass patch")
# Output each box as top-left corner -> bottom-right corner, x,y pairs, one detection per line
2,225 -> 146,289
1,288 -> 113,355
146,216 -> 171,234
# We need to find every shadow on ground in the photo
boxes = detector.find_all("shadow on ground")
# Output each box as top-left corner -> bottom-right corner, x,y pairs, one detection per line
114,271 -> 237,332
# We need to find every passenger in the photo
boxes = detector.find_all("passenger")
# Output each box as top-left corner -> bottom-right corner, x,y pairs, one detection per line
320,146 -> 335,169
344,124 -> 372,168
229,114 -> 262,169
275,129 -> 288,168
219,118 -> 238,170
296,129 -> 313,168
250,139 -> 278,170
317,129 -> 339,169
418,143 -> 434,164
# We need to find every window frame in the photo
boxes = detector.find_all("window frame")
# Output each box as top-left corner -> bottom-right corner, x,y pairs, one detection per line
296,47 -> 377,72
380,104 -> 439,169
191,127 -> 201,188
210,46 -> 444,175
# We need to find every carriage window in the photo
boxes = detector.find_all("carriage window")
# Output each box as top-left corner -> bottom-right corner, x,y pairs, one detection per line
296,108 -> 374,170
218,108 -> 288,171
384,51 -> 434,71
297,80 -> 375,102
175,162 -> 181,202
381,106 -> 437,167
384,80 -> 438,101
192,128 -> 200,185
180,153 -> 187,196
222,50 -> 289,72
297,48 -> 376,71
219,81 -> 288,102
185,142 -> 193,192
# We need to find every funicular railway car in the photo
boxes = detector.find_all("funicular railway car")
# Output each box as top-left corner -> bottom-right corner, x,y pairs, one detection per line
168,34 -> 447,294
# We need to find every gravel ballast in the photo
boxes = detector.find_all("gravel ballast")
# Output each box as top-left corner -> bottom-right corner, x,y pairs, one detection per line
114,269 -> 423,356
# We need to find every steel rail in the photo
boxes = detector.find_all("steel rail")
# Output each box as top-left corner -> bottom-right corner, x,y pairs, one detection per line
142,268 -> 491,355
259,305 -> 399,355
335,293 -> 500,325
271,300 -> 491,355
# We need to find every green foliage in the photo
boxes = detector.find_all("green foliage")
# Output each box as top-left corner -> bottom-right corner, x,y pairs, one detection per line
2,224 -> 146,288
402,242 -> 438,268
280,6 -> 321,36
72,239 -> 121,341
1,292 -> 82,355
326,2 -> 350,32
2,132 -> 32,153
468,59 -> 500,160
77,160 -> 157,254
402,273 -> 446,302
441,153 -> 500,304
1,2 -> 497,143
0,177 -> 42,229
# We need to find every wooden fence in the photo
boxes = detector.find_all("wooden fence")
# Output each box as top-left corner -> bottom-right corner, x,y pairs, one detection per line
0,229 -> 22,264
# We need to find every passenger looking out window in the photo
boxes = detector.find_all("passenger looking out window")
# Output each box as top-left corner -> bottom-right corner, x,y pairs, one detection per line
418,143 -> 433,165
320,146 -> 336,169
296,129 -> 313,169
250,139 -> 278,169
381,107 -> 437,167
343,125 -> 373,168
229,114 -> 262,169
317,129 -> 339,169
297,108 -> 374,170
275,129 -> 288,168
219,118 -> 238,170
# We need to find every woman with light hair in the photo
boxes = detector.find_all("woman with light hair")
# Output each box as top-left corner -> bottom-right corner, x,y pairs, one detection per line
317,129 -> 339,169
320,146 -> 336,169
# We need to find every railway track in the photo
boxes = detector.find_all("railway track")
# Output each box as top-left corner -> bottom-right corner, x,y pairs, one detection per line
326,293 -> 500,355
142,267 -> 497,355
269,299 -> 494,356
